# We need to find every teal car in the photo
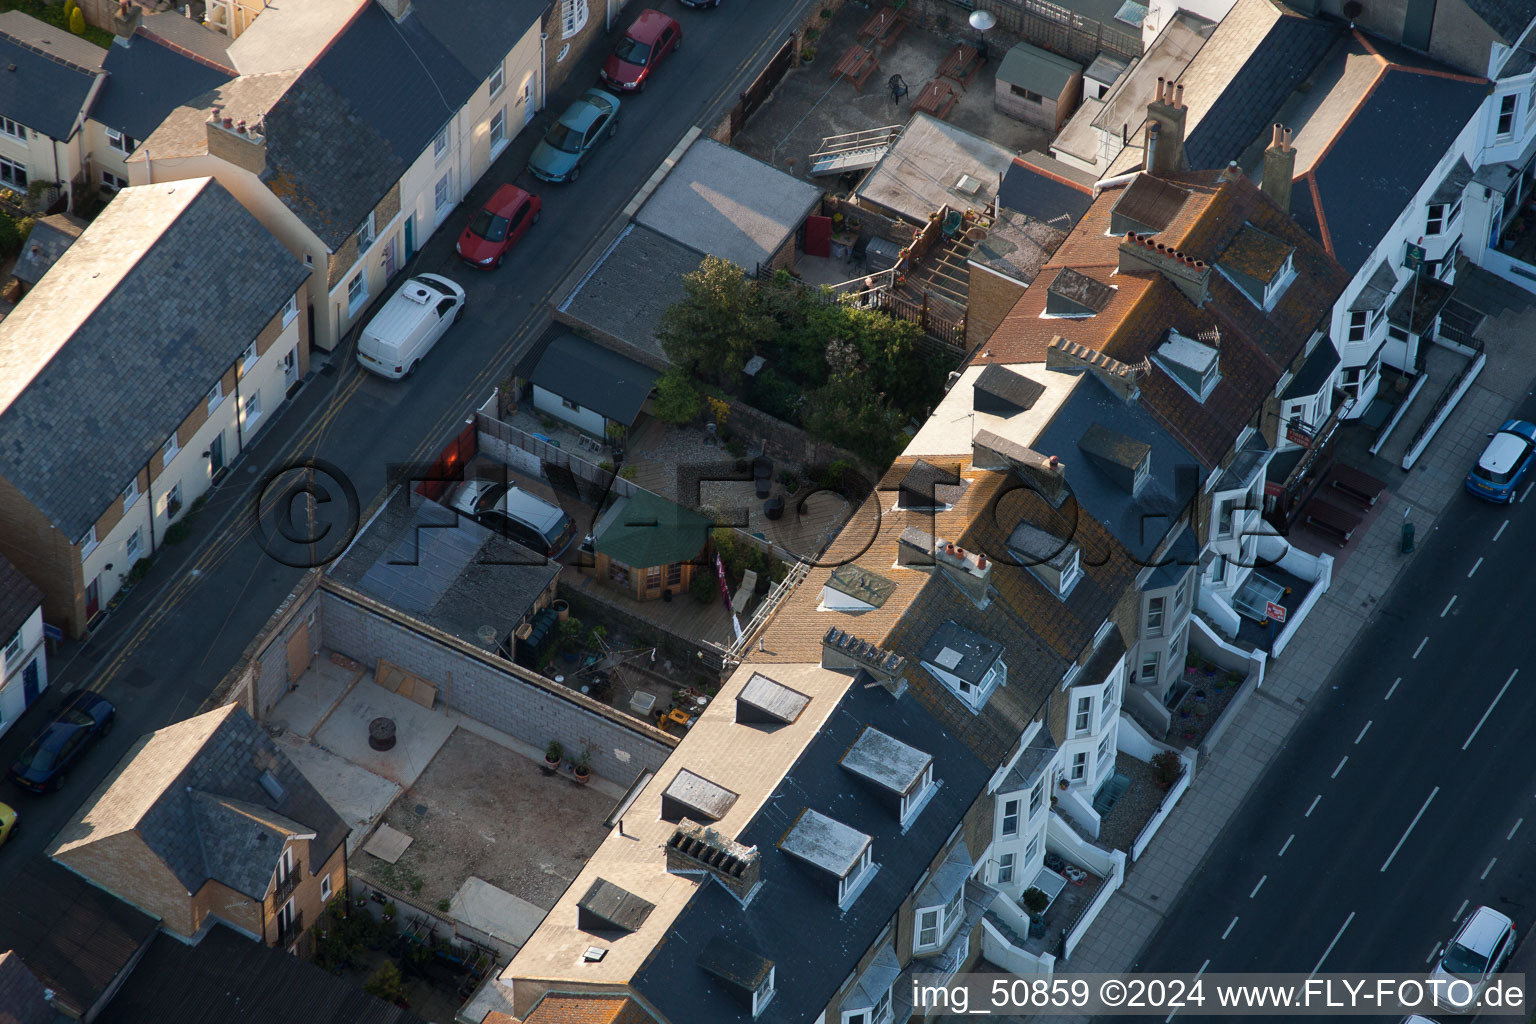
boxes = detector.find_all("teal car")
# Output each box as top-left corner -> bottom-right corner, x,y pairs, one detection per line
528,89 -> 620,184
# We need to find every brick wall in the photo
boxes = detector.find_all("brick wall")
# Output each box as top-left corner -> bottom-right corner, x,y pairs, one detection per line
204,570 -> 324,717
966,263 -> 1027,349
194,879 -> 262,940
319,587 -> 673,783
56,830 -> 198,937
0,473 -> 82,634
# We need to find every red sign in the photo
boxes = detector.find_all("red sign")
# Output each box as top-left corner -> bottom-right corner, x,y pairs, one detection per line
1264,480 -> 1284,498
1285,426 -> 1312,447
1265,601 -> 1287,623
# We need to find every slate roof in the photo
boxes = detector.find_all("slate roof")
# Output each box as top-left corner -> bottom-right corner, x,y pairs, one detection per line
0,554 -> 41,643
49,704 -> 349,901
139,11 -> 235,67
1462,0 -> 1533,41
917,620 -> 1003,684
631,664 -> 993,1024
1429,155 -> 1474,205
11,212 -> 86,286
556,224 -> 696,369
1280,338 -> 1339,400
328,486 -> 560,651
594,489 -> 712,569
0,178 -> 308,540
998,153 -> 1095,228
0,861 -> 157,1020
529,333 -> 658,426
262,1 -> 477,248
408,0 -> 551,80
996,41 -> 1082,97
0,950 -> 53,1024
95,924 -> 428,1024
1348,259 -> 1398,311
0,10 -> 105,140
92,30 -> 235,141
1288,36 -> 1487,274
969,206 -> 1069,284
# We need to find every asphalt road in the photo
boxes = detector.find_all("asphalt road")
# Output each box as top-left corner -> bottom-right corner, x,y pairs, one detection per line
1127,392 -> 1536,1021
0,0 -> 813,867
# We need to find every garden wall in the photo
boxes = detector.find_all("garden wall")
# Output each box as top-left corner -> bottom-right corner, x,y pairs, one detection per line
202,569 -> 325,718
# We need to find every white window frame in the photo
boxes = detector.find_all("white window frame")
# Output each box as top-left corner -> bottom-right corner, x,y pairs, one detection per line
1140,651 -> 1159,682
489,106 -> 506,149
1498,93 -> 1517,136
1145,595 -> 1165,637
900,764 -> 935,825
4,630 -> 20,663
996,852 -> 1015,884
562,396 -> 581,412
1058,549 -> 1083,597
1426,203 -> 1445,236
838,845 -> 875,907
1102,674 -> 1120,725
165,481 -> 184,519
1210,554 -> 1228,584
0,116 -> 23,140
320,873 -> 332,901
282,294 -> 298,326
101,170 -> 127,192
125,527 -> 142,561
241,389 -> 262,431
1029,779 -> 1044,818
347,272 -> 368,316
241,342 -> 258,374
433,126 -> 450,161
1074,695 -> 1092,734
1346,309 -> 1368,344
207,381 -> 224,413
1216,498 -> 1234,538
488,63 -> 505,96
106,127 -> 137,154
752,966 -> 776,1016
1174,574 -> 1190,613
1001,797 -> 1020,837
1025,833 -> 1040,863
0,155 -> 27,188
122,476 -> 140,512
1071,751 -> 1088,781
916,907 -> 942,950
1097,732 -> 1114,774
357,211 -> 376,251
561,0 -> 588,39
1261,254 -> 1296,310
276,845 -> 294,884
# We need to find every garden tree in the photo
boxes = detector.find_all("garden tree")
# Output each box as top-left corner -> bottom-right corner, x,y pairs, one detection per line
363,960 -> 406,1003
68,6 -> 86,34
657,256 -> 775,387
651,367 -> 702,425
804,338 -> 907,467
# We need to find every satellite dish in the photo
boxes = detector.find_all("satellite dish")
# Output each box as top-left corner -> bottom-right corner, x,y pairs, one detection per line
969,9 -> 997,30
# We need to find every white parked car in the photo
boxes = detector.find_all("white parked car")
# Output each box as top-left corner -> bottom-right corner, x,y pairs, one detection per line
356,273 -> 465,379
1431,905 -> 1514,1011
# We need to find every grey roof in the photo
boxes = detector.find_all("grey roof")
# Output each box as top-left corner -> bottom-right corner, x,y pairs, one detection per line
1280,339 -> 1339,400
841,940 -> 900,1018
998,153 -> 1095,228
408,0 -> 551,80
11,212 -> 86,286
635,138 -> 820,272
1212,431 -> 1270,492
329,487 -> 560,652
0,862 -> 157,1019
576,877 -> 655,934
974,363 -> 1046,415
0,178 -> 308,540
858,114 -> 1015,222
1004,521 -> 1078,571
1429,155 -> 1475,205
1348,259 -> 1399,311
557,224 -> 696,368
529,333 -> 658,426
262,2 -> 477,248
824,564 -> 897,608
0,950 -> 52,1024
130,706 -> 349,899
779,808 -> 871,878
1085,51 -> 1129,84
1144,527 -> 1198,590
92,30 -> 234,141
996,41 -> 1081,97
0,10 -> 105,140
1078,422 -> 1151,491
736,671 -> 811,725
918,620 -> 1003,685
898,459 -> 963,509
915,837 -> 973,908
96,924 -> 427,1024
139,12 -> 234,67
1462,0 -> 1533,40
998,729 -> 1058,792
1047,266 -> 1116,315
661,769 -> 739,823
1033,373 -> 1205,563
632,655 -> 994,1024
1181,4 -> 1338,170
840,726 -> 931,796
1110,173 -> 1189,234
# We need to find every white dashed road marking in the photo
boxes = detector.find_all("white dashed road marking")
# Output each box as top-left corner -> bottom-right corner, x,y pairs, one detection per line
1464,669 -> 1519,751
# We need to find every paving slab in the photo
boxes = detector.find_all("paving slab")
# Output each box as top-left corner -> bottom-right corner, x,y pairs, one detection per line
267,655 -> 360,737
275,731 -> 400,855
363,823 -> 414,864
311,672 -> 456,788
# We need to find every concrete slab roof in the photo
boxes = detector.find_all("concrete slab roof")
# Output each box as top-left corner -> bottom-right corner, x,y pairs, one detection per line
857,113 -> 1015,222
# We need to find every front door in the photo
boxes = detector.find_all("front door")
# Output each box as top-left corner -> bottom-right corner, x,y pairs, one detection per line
404,214 -> 416,260
21,657 -> 39,705
283,347 -> 299,389
521,76 -> 536,126
85,576 -> 100,621
209,431 -> 226,476
286,623 -> 312,682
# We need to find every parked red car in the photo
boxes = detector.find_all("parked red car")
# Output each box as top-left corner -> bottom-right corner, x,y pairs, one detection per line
599,9 -> 681,93
455,184 -> 541,268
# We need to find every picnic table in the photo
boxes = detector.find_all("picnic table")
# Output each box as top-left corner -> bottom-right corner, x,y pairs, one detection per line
832,43 -> 880,90
912,78 -> 959,119
1303,498 -> 1363,546
858,5 -> 907,49
937,43 -> 983,89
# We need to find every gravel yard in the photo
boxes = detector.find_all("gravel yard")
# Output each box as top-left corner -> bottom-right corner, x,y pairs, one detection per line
358,729 -> 613,912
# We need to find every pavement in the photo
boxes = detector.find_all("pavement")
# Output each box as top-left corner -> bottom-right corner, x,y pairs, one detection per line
1020,275 -> 1536,1022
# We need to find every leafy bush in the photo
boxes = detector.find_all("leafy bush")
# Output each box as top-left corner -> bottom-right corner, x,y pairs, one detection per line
619,464 -> 637,481
746,368 -> 802,424
652,368 -> 701,425
164,521 -> 192,545
1151,751 -> 1183,789
0,214 -> 23,259
724,436 -> 746,457
363,961 -> 405,1003
1021,887 -> 1050,915
127,558 -> 152,584
690,570 -> 717,604
68,6 -> 85,35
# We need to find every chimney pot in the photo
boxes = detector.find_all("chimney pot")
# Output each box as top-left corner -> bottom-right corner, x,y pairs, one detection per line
222,117 -> 232,128
1048,455 -> 1060,469
1174,83 -> 1184,107
1155,75 -> 1165,99
976,553 -> 987,569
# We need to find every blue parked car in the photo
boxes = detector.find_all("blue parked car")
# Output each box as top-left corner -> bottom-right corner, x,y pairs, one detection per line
9,690 -> 116,793
1465,418 -> 1536,503
527,89 -> 620,184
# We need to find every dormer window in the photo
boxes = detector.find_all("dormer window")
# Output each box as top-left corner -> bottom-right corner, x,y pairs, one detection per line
779,809 -> 876,909
1219,225 -> 1295,311
1006,521 -> 1083,599
918,621 -> 1006,710
753,967 -> 776,1016
1043,268 -> 1114,318
698,938 -> 775,1018
841,726 -> 937,826
822,564 -> 896,612
1078,422 -> 1151,496
914,843 -> 973,953
840,846 -> 874,905
1153,329 -> 1219,402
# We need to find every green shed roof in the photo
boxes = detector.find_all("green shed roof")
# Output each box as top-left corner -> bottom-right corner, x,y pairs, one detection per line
595,490 -> 713,568
996,42 -> 1081,98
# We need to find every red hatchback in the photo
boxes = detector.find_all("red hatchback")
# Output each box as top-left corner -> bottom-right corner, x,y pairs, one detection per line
599,9 -> 681,93
455,184 -> 541,268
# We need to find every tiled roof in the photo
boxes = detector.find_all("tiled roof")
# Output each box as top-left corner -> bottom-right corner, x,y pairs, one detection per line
520,994 -> 650,1024
0,552 -> 42,642
50,704 -> 348,901
95,924 -> 427,1024
1220,224 -> 1293,281
92,30 -> 235,141
0,861 -> 156,1019
0,11 -> 105,140
0,950 -> 53,1024
0,178 -> 308,539
11,212 -> 86,286
998,153 -> 1095,227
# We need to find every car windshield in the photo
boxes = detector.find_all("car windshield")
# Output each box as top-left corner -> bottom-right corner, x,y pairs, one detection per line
613,36 -> 651,65
419,278 -> 456,298
1442,941 -> 1489,978
62,708 -> 94,727
545,121 -> 583,153
473,483 -> 510,514
469,209 -> 510,243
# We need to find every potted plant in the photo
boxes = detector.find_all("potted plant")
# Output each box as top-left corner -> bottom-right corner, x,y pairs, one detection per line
552,598 -> 570,621
1058,777 -> 1069,791
801,45 -> 816,63
573,749 -> 592,784
1151,751 -> 1182,789
382,901 -> 398,923
1021,887 -> 1050,919
545,740 -> 563,769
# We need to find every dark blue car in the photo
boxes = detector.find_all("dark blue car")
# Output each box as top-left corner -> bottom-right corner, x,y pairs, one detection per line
9,690 -> 115,793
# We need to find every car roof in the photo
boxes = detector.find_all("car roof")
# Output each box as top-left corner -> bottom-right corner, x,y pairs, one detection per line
484,184 -> 531,215
561,90 -> 616,131
1479,430 -> 1533,474
1455,906 -> 1512,953
496,487 -> 568,533
627,8 -> 677,41
444,479 -> 505,515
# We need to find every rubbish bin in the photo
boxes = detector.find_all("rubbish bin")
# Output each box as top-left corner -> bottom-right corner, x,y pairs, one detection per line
1400,520 -> 1415,553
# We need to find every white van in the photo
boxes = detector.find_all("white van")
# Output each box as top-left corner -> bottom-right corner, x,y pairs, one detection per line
356,274 -> 466,379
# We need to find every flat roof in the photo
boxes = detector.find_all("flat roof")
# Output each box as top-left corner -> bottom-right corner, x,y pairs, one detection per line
857,114 -> 1015,222
778,808 -> 871,877
904,363 -> 1081,459
556,224 -> 695,368
840,726 -> 931,795
634,136 -> 821,272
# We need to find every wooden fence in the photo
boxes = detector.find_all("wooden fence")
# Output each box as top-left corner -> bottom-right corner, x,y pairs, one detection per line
975,0 -> 1142,63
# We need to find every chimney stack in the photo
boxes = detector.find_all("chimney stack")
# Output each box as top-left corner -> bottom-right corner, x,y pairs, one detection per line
112,0 -> 141,44
374,0 -> 412,20
1260,123 -> 1296,214
1045,335 -> 1143,401
1144,79 -> 1188,177
206,109 -> 267,175
1116,231 -> 1211,305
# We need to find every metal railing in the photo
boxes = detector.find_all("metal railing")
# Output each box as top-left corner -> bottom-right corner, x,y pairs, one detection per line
276,908 -> 304,948
1404,335 -> 1485,455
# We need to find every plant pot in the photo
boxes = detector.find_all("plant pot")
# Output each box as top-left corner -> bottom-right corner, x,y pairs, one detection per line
544,754 -> 560,769
553,599 -> 570,621
573,769 -> 591,785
